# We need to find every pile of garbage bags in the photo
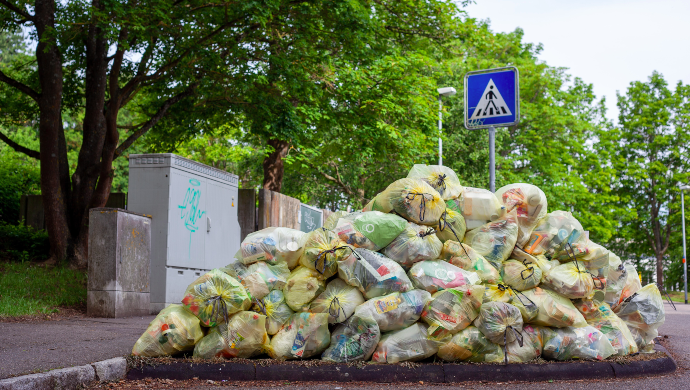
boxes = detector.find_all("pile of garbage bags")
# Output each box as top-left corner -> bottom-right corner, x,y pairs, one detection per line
133,165 -> 666,365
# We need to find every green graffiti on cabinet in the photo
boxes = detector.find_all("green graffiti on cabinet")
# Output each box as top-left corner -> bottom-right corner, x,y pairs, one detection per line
178,178 -> 206,258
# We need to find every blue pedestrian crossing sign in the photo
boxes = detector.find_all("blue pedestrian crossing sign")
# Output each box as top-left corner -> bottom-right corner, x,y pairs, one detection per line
464,67 -> 520,129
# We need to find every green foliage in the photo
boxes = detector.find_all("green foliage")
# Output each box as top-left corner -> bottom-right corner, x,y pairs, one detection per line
0,261 -> 86,317
0,221 -> 50,261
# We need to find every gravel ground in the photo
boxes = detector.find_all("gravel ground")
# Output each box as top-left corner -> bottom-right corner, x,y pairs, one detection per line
86,301 -> 688,390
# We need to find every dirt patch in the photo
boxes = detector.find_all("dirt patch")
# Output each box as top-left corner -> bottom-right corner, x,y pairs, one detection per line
0,304 -> 86,323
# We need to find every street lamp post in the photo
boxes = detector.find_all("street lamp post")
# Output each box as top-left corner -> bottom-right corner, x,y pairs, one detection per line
437,87 -> 457,166
680,184 -> 690,304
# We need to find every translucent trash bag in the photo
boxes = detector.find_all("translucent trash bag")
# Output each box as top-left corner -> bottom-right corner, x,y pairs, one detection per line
181,269 -> 252,327
521,287 -> 587,328
510,248 -> 554,282
333,211 -> 408,251
463,208 -> 519,271
408,260 -> 480,294
604,253 -> 628,308
254,290 -> 293,335
323,210 -> 350,231
421,284 -> 485,340
496,183 -> 548,247
474,302 -> 524,345
522,211 -> 587,259
221,258 -> 290,300
541,325 -> 616,361
407,164 -> 464,200
309,278 -> 365,324
240,227 -> 307,269
299,228 -> 355,278
615,283 -> 665,353
453,187 -> 504,230
483,283 -> 538,323
439,240 -> 501,284
437,326 -> 505,363
282,266 -> 326,312
368,178 -> 445,226
193,311 -> 269,359
353,289 -> 431,332
371,323 -> 441,363
337,248 -> 413,299
268,312 -> 331,359
506,324 -> 543,363
572,300 -> 638,356
542,260 -> 596,299
321,315 -> 381,362
610,264 -> 642,311
382,222 -> 442,269
501,259 -> 542,291
132,304 -> 204,357
435,203 -> 467,244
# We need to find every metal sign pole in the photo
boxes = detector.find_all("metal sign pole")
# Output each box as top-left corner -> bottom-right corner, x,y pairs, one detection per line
438,96 -> 443,166
682,190 -> 688,304
489,126 -> 495,193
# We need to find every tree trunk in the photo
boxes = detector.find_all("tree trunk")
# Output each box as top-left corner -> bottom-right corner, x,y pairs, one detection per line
35,0 -> 70,264
262,138 -> 289,192
656,253 -> 664,288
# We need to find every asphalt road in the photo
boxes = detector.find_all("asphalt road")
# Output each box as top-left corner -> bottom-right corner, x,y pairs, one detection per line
0,315 -> 155,379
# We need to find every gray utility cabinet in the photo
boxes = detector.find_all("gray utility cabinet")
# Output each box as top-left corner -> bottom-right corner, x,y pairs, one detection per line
128,153 -> 240,313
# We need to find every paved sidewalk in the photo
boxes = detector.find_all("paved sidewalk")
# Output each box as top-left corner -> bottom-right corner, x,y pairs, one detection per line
0,315 -> 154,379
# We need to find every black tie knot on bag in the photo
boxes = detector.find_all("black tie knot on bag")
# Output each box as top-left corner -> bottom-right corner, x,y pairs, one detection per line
315,246 -> 353,275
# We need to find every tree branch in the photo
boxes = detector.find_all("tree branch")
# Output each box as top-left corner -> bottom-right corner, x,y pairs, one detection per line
113,83 -> 199,158
0,69 -> 40,102
0,131 -> 40,159
0,0 -> 33,20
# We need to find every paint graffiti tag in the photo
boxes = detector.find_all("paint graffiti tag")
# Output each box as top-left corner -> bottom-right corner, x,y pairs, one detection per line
178,179 -> 206,258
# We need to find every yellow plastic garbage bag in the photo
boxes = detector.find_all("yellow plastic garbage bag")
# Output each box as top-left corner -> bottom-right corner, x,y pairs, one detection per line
463,209 -> 519,271
496,183 -> 548,248
421,285 -> 485,340
371,323 -> 441,363
505,324 -> 543,363
254,290 -> 293,335
408,260 -> 480,294
610,264 -> 642,311
268,312 -> 331,359
452,187 -> 504,230
299,228 -> 355,278
337,248 -> 413,299
521,287 -> 587,328
615,283 -> 665,353
483,283 -> 538,323
193,311 -> 269,359
436,325 -> 505,363
573,300 -> 638,356
382,223 -> 442,269
283,266 -> 326,312
333,211 -> 408,251
542,260 -> 595,299
510,248 -> 554,281
368,178 -> 445,226
221,259 -> 290,300
435,203 -> 467,244
309,278 -> 365,324
541,325 -> 616,361
407,164 -> 464,200
240,227 -> 307,269
439,241 -> 501,284
181,269 -> 252,327
323,210 -> 350,231
132,304 -> 204,357
604,252 -> 627,307
501,259 -> 542,291
321,315 -> 381,362
353,289 -> 431,332
474,302 -> 524,345
522,211 -> 586,259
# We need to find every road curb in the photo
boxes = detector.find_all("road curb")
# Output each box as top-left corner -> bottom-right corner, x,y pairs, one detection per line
0,357 -> 126,390
126,354 -> 677,384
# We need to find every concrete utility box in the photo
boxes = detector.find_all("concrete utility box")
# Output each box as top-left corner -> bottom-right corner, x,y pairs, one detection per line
87,208 -> 151,317
127,153 -> 241,313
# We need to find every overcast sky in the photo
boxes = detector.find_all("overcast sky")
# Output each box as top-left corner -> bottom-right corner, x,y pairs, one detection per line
465,0 -> 690,122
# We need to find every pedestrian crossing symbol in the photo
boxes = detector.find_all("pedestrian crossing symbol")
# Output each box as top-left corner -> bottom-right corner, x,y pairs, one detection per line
469,79 -> 512,120
464,67 -> 519,129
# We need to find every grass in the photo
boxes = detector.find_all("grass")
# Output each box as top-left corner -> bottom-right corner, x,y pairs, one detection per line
0,261 -> 87,317
664,291 -> 688,304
